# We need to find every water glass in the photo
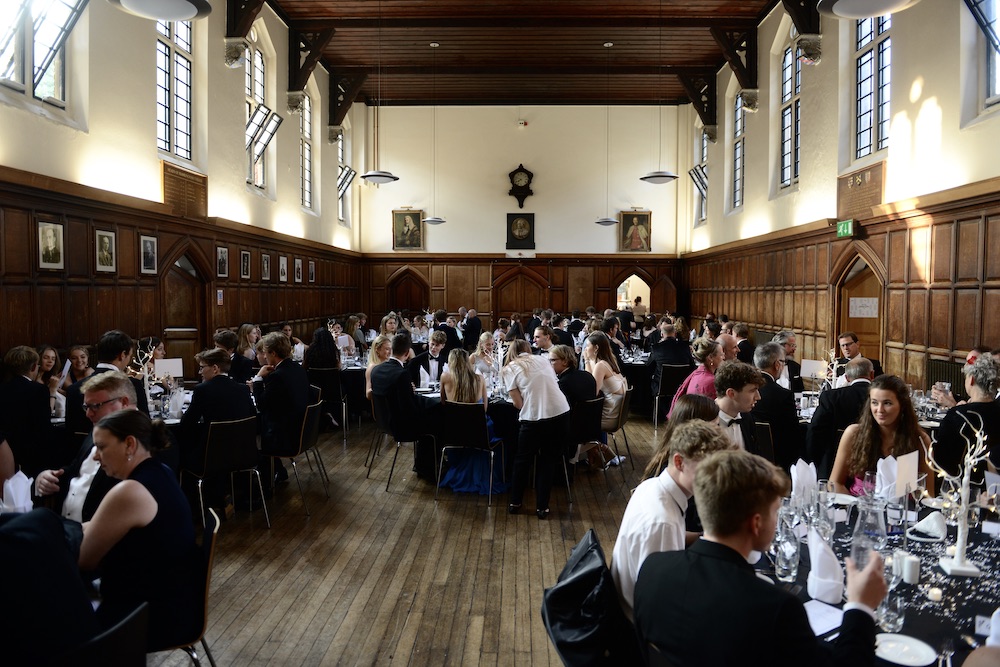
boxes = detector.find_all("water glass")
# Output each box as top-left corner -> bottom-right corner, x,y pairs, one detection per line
774,536 -> 799,583
882,552 -> 901,591
885,498 -> 906,535
879,595 -> 905,633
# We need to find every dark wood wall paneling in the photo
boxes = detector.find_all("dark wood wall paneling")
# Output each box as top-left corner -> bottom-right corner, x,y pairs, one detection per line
0,178 -> 362,355
683,193 -> 1000,391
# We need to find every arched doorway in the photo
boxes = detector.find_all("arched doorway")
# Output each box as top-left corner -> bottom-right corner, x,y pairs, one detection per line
837,257 -> 884,368
494,268 -> 548,319
162,254 -> 207,381
615,274 -> 651,314
385,267 -> 430,313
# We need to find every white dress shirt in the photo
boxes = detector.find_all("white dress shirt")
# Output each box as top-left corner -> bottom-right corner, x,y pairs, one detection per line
718,410 -> 746,450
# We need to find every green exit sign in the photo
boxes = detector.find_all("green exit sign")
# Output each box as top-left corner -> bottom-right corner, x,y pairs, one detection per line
836,219 -> 854,238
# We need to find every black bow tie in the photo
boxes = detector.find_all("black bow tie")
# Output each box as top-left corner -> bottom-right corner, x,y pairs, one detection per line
430,356 -> 439,361
727,418 -> 742,426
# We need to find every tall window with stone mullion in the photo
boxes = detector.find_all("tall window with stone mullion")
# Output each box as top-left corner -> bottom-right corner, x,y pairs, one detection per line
156,20 -> 192,160
855,15 -> 891,159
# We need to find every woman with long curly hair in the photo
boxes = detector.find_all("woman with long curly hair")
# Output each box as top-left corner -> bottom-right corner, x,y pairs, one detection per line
582,332 -> 627,431
830,374 -> 933,496
304,327 -> 341,370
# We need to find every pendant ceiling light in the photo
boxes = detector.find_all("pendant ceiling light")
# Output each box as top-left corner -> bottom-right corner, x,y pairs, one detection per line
361,0 -> 398,184
816,0 -> 922,19
641,0 -> 678,185
107,0 -> 211,21
424,42 -> 446,225
595,42 -> 617,226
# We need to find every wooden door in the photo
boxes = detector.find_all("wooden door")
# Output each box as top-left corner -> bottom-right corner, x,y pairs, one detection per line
388,273 -> 430,313
162,256 -> 205,381
838,262 -> 883,365
495,273 -> 546,317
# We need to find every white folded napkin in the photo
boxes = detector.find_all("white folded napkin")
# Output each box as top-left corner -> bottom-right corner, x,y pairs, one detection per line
169,390 -> 186,418
876,456 -> 897,499
912,511 -> 947,538
2,471 -> 34,513
988,608 -> 1000,647
807,527 -> 844,604
791,459 -> 817,501
419,366 -> 430,389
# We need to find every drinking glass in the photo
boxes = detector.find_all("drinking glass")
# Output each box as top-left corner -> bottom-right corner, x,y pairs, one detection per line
885,498 -> 906,536
882,551 -> 901,591
879,595 -> 905,633
862,471 -> 878,498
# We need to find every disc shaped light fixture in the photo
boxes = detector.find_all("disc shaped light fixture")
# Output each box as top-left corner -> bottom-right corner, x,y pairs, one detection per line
361,0 -> 399,184
595,42 -> 617,226
424,42 -> 446,225
108,0 -> 211,21
640,0 -> 678,185
816,0 -> 922,19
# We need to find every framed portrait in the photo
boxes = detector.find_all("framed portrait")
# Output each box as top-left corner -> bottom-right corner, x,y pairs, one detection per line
95,230 -> 116,273
38,220 -> 64,270
294,258 -> 303,283
308,260 -> 316,283
216,246 -> 229,278
240,250 -> 251,280
506,213 -> 535,250
261,253 -> 271,281
392,209 -> 424,250
279,255 -> 288,282
619,211 -> 652,252
139,235 -> 157,274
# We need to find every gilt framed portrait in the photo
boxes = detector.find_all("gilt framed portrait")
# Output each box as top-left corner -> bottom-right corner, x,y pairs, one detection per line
38,221 -> 64,270
506,213 -> 535,250
240,250 -> 251,280
140,235 -> 157,274
95,230 -> 116,273
392,210 -> 424,250
619,211 -> 651,252
216,246 -> 229,278
261,253 -> 271,281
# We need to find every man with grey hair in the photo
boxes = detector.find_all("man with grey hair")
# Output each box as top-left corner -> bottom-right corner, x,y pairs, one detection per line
751,342 -> 802,470
771,330 -> 804,393
806,357 -> 874,477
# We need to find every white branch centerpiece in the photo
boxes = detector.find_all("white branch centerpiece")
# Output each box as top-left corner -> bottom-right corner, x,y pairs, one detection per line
927,412 -> 989,577
128,340 -> 176,413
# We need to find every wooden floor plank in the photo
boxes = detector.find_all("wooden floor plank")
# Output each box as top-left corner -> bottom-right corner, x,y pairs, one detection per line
147,411 -> 656,666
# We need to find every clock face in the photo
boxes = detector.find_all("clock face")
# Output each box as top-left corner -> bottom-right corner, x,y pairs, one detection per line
511,217 -> 531,239
512,171 -> 529,187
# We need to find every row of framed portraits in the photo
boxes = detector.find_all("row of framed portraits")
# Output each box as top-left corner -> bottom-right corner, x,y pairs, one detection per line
37,221 -> 316,282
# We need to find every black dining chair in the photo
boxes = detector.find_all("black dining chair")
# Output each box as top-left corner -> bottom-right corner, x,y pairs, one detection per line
306,367 -> 347,436
369,393 -> 436,492
602,387 -> 635,470
754,421 -> 776,463
268,401 -> 329,515
569,396 -> 624,488
65,602 -> 149,667
653,364 -> 693,429
180,415 -> 269,529
437,400 -> 505,506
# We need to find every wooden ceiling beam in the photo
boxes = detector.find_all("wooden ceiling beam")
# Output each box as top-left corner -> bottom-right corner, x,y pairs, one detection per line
781,0 -> 821,36
288,27 -> 335,92
334,65 -> 719,77
227,0 -> 266,39
330,71 -> 367,126
678,73 -> 717,128
290,17 -> 759,31
710,26 -> 758,90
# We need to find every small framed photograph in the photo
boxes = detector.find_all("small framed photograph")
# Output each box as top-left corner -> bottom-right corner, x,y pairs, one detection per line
294,258 -> 303,283
216,246 -> 229,278
261,253 -> 271,281
38,220 -> 64,270
95,230 -> 116,273
392,209 -> 424,250
240,250 -> 251,280
619,211 -> 652,252
308,260 -> 316,283
140,235 -> 157,274
279,255 -> 288,282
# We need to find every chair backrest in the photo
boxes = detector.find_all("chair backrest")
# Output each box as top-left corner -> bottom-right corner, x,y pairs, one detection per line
658,364 -> 693,398
308,383 -> 322,404
647,642 -> 681,667
297,401 -> 323,454
371,394 -> 393,436
67,602 -> 149,666
189,508 -> 220,649
570,396 -> 605,444
307,367 -> 344,406
201,416 -> 259,475
754,421 -> 776,463
607,387 -> 633,433
442,401 -> 491,450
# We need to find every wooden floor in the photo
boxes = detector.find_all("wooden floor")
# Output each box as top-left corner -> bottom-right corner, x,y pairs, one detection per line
148,412 -> 662,666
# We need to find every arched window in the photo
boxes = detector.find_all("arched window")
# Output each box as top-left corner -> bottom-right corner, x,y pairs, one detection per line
778,27 -> 801,188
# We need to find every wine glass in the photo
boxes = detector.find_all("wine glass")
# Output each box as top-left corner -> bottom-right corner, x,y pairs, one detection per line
862,471 -> 877,498
882,551 -> 901,591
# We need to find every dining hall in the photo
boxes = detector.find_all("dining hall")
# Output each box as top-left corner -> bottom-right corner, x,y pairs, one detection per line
4,0 -> 1000,665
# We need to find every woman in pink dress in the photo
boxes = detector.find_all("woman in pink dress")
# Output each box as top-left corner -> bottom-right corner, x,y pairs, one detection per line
667,337 -> 723,418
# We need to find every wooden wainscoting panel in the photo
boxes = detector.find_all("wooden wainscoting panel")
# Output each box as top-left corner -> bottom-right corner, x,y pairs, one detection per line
36,285 -> 64,345
817,288 -> 829,336
884,344 -> 905,378
445,265 -> 475,311
566,266 -> 593,312
4,207 -> 31,276
957,218 -> 983,282
927,289 -> 951,351
932,223 -> 954,284
94,286 -> 117,327
954,289 -> 981,352
431,262 -> 446,288
908,227 -> 931,287
887,289 -> 905,343
66,216 -> 90,276
1,287 -> 31,349
905,288 -> 928,346
139,286 -> 157,330
983,289 -> 1000,350
118,288 -> 139,339
804,290 -> 816,332
905,348 -> 926,388
888,231 -> 907,285
987,214 -> 1000,282
117,226 -> 136,279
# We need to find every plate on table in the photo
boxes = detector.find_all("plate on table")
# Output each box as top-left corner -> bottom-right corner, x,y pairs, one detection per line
831,493 -> 858,506
414,387 -> 435,394
50,417 -> 65,424
163,418 -> 181,425
875,633 -> 936,666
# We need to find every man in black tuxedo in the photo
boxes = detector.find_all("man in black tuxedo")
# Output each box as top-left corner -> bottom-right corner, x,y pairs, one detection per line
634,449 -> 885,667
408,330 -> 448,385
835,331 -> 884,387
532,325 -> 556,357
525,308 -> 543,339
551,315 -> 575,347
734,323 -> 755,364
180,348 -> 256,471
433,309 -> 462,358
601,317 -> 625,364
807,358 -> 874,477
34,372 -> 137,522
463,308 -> 483,351
0,346 -> 57,476
751,342 -> 803,470
772,330 -> 805,393
551,345 -> 598,405
253,332 -> 310,482
64,330 -> 148,439
214,329 -> 254,383
372,333 -> 433,477
713,361 -> 763,457
646,323 -> 694,397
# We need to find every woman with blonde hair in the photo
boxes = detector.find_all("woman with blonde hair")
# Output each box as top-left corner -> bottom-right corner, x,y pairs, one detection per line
470,332 -> 500,377
237,323 -> 259,360
365,335 -> 392,399
667,337 -> 723,418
